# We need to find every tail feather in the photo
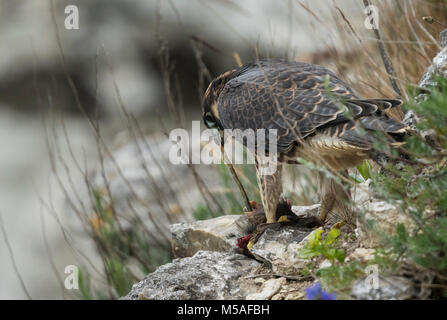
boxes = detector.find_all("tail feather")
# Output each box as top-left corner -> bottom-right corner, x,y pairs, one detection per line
359,116 -> 407,134
319,97 -> 408,148
339,98 -> 408,148
346,98 -> 402,115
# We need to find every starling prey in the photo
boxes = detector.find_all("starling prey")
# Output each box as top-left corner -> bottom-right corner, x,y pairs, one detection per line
202,59 -> 407,227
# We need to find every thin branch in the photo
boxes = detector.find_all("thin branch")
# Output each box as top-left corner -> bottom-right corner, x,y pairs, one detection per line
363,0 -> 402,98
0,214 -> 32,299
220,141 -> 252,211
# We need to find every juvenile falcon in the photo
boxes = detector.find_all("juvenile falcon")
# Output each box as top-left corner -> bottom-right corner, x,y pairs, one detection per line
202,59 -> 407,227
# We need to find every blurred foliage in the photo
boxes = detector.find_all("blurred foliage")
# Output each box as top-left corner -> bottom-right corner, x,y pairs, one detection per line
76,189 -> 172,299
356,160 -> 373,181
193,161 -> 259,221
317,262 -> 366,299
192,203 -> 211,221
76,157 -> 259,299
367,78 -> 447,295
319,78 -> 447,299
298,227 -> 366,299
295,78 -> 447,299
298,228 -> 346,264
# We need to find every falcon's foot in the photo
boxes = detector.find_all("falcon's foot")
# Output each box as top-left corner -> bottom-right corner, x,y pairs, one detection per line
332,221 -> 345,229
319,209 -> 356,234
242,198 -> 323,249
245,198 -> 321,229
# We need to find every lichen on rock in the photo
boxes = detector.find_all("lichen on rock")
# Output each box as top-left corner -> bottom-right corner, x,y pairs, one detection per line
123,251 -> 260,300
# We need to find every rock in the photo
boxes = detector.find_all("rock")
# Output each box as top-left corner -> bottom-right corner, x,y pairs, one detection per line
291,204 -> 320,217
408,27 -> 447,144
123,251 -> 260,300
246,278 -> 287,300
171,215 -> 252,258
352,180 -> 373,205
350,276 -> 415,300
281,280 -> 312,300
319,259 -> 332,269
418,28 -> 447,90
250,225 -> 313,275
440,28 -> 447,48
352,180 -> 416,248
170,204 -> 320,258
347,248 -> 375,263
284,291 -> 306,300
356,200 -> 415,248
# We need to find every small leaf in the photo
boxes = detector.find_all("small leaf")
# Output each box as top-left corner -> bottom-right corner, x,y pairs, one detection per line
396,223 -> 408,242
300,268 -> 310,276
357,160 -> 372,180
334,249 -> 346,263
316,266 -> 332,277
297,247 -> 320,259
325,248 -> 338,260
308,228 -> 324,248
324,228 -> 341,246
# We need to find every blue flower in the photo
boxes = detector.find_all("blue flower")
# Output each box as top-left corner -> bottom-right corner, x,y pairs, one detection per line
306,282 -> 336,300
320,291 -> 336,300
305,282 -> 321,300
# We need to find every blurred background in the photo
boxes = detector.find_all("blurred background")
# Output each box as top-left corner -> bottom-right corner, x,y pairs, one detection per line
0,0 -> 444,299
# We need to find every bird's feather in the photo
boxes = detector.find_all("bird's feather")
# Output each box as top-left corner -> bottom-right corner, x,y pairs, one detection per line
216,59 -> 405,153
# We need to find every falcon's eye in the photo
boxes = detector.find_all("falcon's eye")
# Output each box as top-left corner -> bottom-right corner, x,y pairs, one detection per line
204,112 -> 217,128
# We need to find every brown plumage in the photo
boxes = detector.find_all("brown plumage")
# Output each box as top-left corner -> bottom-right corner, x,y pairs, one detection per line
203,58 -> 407,226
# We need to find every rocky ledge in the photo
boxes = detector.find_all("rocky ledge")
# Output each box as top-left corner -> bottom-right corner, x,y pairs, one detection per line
123,183 -> 417,300
123,251 -> 260,300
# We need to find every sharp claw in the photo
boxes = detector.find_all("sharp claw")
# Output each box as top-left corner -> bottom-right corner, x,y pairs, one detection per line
332,221 -> 345,229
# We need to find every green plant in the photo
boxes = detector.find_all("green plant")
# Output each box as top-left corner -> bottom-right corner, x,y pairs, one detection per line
297,228 -> 367,298
193,203 -> 211,221
363,77 -> 447,298
75,189 -> 172,299
356,160 -> 373,181
298,228 -> 346,264
316,262 -> 366,298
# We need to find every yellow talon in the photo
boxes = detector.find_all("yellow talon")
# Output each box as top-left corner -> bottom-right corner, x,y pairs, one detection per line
333,221 -> 345,229
277,215 -> 290,223
247,240 -> 255,250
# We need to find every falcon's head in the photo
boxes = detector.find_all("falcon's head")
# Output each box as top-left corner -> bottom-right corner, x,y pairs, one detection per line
202,69 -> 236,130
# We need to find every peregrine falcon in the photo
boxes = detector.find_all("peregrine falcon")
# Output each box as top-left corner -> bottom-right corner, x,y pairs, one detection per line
202,59 -> 407,227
